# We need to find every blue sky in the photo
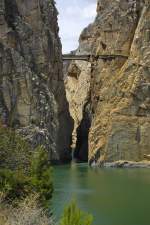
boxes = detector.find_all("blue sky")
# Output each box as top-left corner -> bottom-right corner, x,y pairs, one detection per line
55,0 -> 97,53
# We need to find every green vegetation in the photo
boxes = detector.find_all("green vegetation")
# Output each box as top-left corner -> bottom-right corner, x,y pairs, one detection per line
0,125 -> 53,208
59,200 -> 93,225
31,146 -> 53,208
0,124 -> 94,225
0,169 -> 32,201
0,125 -> 32,171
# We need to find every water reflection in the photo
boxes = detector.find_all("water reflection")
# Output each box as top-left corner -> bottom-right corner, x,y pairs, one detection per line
52,164 -> 150,225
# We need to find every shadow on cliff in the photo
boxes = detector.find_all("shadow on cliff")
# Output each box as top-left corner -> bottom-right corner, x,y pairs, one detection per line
74,103 -> 91,162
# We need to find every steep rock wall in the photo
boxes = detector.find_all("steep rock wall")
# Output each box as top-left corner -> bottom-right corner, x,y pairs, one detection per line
65,60 -> 91,161
65,0 -> 150,165
0,0 -> 73,162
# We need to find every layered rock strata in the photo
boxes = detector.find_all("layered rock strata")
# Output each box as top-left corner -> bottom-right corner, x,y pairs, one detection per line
65,0 -> 150,165
0,0 -> 73,162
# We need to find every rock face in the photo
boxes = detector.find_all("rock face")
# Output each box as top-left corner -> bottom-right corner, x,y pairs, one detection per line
0,0 -> 73,162
65,60 -> 92,161
65,0 -> 150,165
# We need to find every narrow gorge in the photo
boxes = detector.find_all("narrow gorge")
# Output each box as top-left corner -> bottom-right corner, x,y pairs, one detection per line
0,0 -> 150,167
1,1 -> 150,225
65,0 -> 150,166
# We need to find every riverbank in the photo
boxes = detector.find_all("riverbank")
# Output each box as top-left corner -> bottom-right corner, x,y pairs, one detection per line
101,160 -> 150,168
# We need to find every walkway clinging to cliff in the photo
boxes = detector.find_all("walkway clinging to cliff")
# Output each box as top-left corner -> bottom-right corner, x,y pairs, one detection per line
62,54 -> 128,61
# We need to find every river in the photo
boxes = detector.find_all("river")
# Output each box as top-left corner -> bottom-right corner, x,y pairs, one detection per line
52,163 -> 150,225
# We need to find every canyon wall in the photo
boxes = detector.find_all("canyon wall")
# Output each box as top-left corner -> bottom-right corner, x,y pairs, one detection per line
65,0 -> 150,165
0,0 -> 73,162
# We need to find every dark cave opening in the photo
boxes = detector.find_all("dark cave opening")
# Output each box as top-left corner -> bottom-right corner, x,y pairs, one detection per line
74,104 -> 91,162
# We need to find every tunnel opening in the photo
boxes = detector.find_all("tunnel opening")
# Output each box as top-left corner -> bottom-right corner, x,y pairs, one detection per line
73,103 -> 91,162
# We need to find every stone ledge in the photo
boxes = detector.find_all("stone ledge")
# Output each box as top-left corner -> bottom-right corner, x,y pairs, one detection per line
103,160 -> 150,168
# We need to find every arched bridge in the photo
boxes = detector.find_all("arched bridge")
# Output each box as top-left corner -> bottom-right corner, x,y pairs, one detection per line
62,54 -> 128,61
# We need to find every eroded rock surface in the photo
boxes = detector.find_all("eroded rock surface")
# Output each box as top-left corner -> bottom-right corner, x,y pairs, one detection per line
65,60 -> 92,161
65,0 -> 150,165
0,0 -> 73,162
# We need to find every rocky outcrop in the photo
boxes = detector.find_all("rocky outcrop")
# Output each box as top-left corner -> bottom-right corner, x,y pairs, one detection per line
0,0 -> 73,162
103,160 -> 150,169
65,0 -> 150,165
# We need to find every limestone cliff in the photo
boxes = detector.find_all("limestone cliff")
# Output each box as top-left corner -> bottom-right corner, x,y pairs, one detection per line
0,0 -> 73,162
65,0 -> 150,165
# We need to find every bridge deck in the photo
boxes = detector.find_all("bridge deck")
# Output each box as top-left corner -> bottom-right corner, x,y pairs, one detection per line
63,55 -> 90,61
62,54 -> 128,61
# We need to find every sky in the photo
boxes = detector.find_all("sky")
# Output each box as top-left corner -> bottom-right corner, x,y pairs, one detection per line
55,0 -> 97,53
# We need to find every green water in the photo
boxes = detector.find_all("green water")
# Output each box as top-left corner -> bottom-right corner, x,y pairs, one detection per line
52,163 -> 150,225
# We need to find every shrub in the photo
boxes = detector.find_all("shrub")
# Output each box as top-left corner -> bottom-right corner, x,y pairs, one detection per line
0,194 -> 53,225
59,200 -> 93,225
0,125 -> 53,208
0,169 -> 32,202
31,146 -> 53,208
0,124 -> 32,171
